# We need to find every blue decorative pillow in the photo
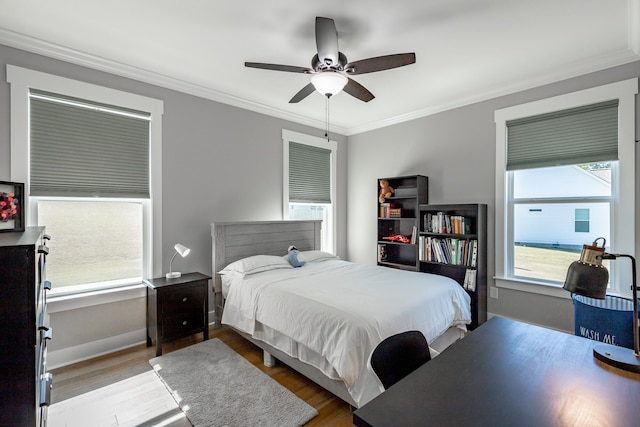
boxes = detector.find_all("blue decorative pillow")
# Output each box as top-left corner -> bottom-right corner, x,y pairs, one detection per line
286,245 -> 307,268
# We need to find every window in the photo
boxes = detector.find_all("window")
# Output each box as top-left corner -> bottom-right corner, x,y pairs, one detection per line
282,130 -> 337,253
495,79 -> 637,298
575,208 -> 590,233
512,164 -> 611,283
7,65 -> 163,296
37,200 -> 143,291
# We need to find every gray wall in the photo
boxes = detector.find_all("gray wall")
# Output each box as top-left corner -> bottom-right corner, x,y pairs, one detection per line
2,40 -> 638,364
347,60 -> 640,332
0,44 -> 347,364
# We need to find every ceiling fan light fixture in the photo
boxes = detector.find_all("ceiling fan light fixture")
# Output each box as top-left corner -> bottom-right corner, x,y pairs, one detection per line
311,71 -> 348,97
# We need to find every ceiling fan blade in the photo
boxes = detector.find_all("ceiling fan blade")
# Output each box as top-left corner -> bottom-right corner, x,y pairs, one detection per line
343,78 -> 375,102
289,83 -> 316,103
315,17 -> 339,67
345,53 -> 416,75
245,62 -> 312,74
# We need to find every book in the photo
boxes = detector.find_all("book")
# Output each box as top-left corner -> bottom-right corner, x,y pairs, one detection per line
470,240 -> 478,267
431,238 -> 442,263
463,268 -> 477,291
450,238 -> 458,265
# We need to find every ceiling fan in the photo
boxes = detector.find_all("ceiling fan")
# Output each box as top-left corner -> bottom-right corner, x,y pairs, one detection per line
245,17 -> 416,103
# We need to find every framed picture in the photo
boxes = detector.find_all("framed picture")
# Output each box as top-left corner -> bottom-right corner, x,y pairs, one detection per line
0,181 -> 25,233
378,243 -> 387,262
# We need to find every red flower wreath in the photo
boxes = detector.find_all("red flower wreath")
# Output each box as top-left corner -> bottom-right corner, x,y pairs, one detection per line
0,191 -> 19,222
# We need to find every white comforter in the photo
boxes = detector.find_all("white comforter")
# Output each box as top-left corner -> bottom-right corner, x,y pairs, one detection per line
221,259 -> 471,406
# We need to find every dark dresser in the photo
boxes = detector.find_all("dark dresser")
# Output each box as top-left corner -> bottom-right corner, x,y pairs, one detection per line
0,227 -> 52,426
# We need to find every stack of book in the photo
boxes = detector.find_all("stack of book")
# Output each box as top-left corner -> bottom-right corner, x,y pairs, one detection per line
423,212 -> 471,234
378,203 -> 393,218
418,236 -> 478,267
388,208 -> 402,218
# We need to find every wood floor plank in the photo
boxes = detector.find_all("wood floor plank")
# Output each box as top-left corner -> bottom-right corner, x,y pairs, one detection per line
49,326 -> 354,426
48,371 -> 191,427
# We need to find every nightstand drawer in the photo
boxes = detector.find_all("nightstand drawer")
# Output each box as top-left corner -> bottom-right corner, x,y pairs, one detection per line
163,310 -> 205,339
161,284 -> 204,313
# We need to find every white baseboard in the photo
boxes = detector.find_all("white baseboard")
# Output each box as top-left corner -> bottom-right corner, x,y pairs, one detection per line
48,328 -> 147,370
49,315 -> 219,370
487,312 -> 572,334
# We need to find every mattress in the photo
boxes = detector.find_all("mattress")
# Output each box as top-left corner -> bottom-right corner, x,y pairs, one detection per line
220,258 -> 471,406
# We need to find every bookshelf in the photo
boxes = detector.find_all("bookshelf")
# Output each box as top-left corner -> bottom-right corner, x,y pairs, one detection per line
377,175 -> 428,271
418,204 -> 487,329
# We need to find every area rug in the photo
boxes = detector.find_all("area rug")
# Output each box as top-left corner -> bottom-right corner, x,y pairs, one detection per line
149,338 -> 318,427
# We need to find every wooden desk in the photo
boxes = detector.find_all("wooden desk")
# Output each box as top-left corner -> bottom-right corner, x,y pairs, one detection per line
353,316 -> 640,427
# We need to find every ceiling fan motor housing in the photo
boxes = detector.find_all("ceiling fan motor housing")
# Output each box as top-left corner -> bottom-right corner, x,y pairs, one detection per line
312,52 -> 349,72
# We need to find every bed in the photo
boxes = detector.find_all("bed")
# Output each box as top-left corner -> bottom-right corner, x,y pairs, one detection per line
211,220 -> 471,407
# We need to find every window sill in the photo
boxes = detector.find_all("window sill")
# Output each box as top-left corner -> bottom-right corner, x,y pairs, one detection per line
48,284 -> 146,314
494,276 -> 572,299
495,276 -> 624,300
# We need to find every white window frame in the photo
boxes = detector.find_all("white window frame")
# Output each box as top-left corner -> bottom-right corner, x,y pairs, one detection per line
494,79 -> 637,299
7,65 -> 163,302
282,129 -> 337,253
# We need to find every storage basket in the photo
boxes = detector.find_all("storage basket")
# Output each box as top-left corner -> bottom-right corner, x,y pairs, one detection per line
573,294 -> 637,349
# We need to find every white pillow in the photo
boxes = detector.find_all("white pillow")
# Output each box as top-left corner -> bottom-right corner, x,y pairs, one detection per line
300,250 -> 340,263
218,255 -> 292,276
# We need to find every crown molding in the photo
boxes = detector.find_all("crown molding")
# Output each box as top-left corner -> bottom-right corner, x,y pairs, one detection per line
349,2 -> 640,135
1,27 -> 637,138
348,48 -> 640,135
630,0 -> 640,55
0,29 -> 347,135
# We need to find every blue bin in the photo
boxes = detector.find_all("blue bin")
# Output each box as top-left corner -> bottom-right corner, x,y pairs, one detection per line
573,294 -> 637,349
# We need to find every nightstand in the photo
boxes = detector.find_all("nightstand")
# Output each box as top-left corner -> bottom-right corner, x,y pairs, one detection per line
145,272 -> 211,356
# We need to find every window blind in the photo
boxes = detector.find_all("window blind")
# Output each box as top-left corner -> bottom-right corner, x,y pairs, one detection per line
506,99 -> 619,171
29,90 -> 151,198
289,141 -> 331,204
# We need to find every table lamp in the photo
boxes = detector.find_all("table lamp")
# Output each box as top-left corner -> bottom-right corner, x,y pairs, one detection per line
166,243 -> 191,279
563,238 -> 640,372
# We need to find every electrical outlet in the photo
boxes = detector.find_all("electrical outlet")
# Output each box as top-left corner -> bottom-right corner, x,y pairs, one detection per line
490,287 -> 499,299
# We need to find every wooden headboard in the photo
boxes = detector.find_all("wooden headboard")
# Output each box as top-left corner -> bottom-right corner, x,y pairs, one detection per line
210,220 -> 322,325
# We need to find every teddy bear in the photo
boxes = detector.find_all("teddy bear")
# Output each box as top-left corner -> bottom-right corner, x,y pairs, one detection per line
378,179 -> 394,203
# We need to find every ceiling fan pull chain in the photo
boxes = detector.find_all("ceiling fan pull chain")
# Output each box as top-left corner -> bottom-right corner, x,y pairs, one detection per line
325,94 -> 330,141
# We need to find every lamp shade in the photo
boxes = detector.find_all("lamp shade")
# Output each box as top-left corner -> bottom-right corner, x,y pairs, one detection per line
311,71 -> 348,96
563,260 -> 609,299
174,243 -> 190,257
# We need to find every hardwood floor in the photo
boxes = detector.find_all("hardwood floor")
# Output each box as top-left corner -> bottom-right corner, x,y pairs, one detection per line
50,325 -> 355,426
49,371 -> 191,427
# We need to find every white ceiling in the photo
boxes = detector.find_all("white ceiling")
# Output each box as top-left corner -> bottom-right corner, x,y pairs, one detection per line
0,0 -> 638,135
